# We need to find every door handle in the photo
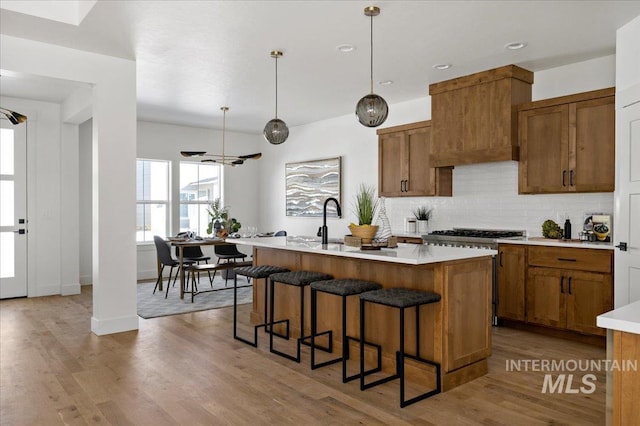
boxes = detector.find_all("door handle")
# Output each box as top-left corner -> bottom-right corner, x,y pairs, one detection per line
13,229 -> 26,234
404,180 -> 408,192
616,242 -> 628,251
560,276 -> 564,293
562,170 -> 567,187
499,251 -> 503,267
569,170 -> 574,186
567,277 -> 572,295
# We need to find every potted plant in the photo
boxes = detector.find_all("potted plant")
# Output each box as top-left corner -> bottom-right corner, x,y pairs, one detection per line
207,198 -> 241,237
413,205 -> 432,233
349,184 -> 379,243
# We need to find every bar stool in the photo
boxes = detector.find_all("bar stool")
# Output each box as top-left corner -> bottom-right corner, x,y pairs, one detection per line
359,287 -> 442,408
268,270 -> 334,362
310,278 -> 383,383
233,265 -> 290,347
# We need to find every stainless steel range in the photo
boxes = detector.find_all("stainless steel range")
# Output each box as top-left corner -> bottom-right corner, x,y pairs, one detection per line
422,228 -> 526,325
422,228 -> 526,249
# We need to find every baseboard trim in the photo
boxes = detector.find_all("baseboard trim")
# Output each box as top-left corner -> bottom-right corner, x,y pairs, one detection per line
61,282 -> 81,296
91,315 -> 139,336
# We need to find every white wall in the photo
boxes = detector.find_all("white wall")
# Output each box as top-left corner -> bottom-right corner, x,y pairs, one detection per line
257,55 -> 615,239
0,96 -> 81,297
79,119 -> 92,285
2,35 -> 138,336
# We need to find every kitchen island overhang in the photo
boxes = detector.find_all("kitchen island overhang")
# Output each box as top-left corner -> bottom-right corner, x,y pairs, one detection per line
235,236 -> 496,392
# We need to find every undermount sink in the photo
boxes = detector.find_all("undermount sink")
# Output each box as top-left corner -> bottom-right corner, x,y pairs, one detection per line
287,235 -> 344,245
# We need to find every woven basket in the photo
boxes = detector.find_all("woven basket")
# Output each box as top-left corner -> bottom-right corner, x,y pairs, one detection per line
348,224 -> 379,244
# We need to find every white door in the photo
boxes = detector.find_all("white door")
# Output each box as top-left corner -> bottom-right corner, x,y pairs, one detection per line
0,119 -> 27,298
614,87 -> 640,307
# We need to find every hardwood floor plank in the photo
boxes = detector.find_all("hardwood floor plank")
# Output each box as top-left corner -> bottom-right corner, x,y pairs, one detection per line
0,287 -> 607,425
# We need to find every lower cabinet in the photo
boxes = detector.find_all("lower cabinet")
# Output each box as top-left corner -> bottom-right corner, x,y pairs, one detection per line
498,243 -> 613,337
526,267 -> 611,336
497,244 -> 526,321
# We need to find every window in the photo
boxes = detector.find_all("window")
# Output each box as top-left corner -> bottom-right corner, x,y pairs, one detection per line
136,159 -> 170,242
179,162 -> 221,236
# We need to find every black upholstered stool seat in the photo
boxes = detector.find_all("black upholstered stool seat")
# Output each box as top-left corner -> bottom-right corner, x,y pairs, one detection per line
310,278 -> 383,383
269,271 -> 333,286
233,265 -> 291,348
359,287 -> 442,408
360,288 -> 441,308
236,265 -> 289,279
268,270 -> 334,362
311,278 -> 382,296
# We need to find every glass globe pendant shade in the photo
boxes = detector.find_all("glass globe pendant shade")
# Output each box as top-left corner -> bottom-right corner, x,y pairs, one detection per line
355,93 -> 388,127
263,118 -> 289,145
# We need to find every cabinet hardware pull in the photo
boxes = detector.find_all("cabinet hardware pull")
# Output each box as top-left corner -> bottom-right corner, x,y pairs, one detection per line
400,180 -> 403,192
560,276 -> 564,293
557,258 -> 576,262
403,180 -> 407,192
499,252 -> 503,267
567,277 -> 572,295
562,170 -> 567,187
570,170 -> 574,186
405,180 -> 409,192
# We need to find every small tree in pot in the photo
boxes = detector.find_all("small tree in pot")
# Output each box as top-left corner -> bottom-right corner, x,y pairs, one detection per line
207,198 -> 241,237
413,205 -> 432,233
349,184 -> 379,243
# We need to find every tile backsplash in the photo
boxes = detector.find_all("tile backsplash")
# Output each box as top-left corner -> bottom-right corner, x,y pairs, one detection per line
385,161 -> 613,238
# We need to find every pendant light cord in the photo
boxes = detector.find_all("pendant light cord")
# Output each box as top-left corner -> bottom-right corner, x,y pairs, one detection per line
370,13 -> 374,94
222,108 -> 226,162
275,56 -> 279,119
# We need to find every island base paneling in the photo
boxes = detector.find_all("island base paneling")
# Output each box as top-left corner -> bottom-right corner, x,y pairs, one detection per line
249,246 -> 493,391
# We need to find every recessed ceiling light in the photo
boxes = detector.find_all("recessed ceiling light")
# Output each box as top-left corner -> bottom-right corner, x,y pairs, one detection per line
432,63 -> 451,70
505,41 -> 527,50
378,80 -> 393,86
336,44 -> 356,53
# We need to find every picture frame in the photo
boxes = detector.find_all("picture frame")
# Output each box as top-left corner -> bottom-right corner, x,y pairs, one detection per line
285,156 -> 342,217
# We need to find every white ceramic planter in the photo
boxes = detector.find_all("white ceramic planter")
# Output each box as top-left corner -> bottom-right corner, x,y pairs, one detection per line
417,220 -> 429,233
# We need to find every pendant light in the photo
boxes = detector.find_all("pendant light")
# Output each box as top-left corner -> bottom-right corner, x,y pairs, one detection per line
263,50 -> 289,145
0,107 -> 27,125
181,106 -> 262,166
355,6 -> 388,128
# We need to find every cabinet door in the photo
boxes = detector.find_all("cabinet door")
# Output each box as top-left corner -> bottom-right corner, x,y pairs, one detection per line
519,105 -> 570,193
497,244 -> 526,321
526,267 -> 565,328
431,89 -> 464,167
404,126 -> 433,196
565,270 -> 612,336
378,131 -> 405,196
571,96 -> 615,192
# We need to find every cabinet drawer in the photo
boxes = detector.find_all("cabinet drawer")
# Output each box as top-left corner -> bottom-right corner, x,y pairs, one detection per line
395,236 -> 424,244
528,246 -> 611,273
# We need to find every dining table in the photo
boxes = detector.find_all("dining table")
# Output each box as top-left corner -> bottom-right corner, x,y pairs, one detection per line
167,237 -> 234,299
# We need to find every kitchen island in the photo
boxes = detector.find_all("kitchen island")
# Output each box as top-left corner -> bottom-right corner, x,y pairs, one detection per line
235,236 -> 495,391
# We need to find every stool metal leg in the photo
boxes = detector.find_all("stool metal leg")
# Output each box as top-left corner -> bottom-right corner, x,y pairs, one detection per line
234,274 -> 289,347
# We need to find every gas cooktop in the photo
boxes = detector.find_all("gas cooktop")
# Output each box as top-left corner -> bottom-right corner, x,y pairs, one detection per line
422,228 -> 526,248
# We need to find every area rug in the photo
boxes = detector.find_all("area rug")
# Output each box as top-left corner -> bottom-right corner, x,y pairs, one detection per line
137,275 -> 252,319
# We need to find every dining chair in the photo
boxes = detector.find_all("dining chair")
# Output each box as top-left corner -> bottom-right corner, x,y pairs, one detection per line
175,245 -> 213,286
213,243 -> 248,285
153,236 -> 195,298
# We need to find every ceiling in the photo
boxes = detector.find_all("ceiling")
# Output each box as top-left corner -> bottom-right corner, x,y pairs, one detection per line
1,1 -> 639,133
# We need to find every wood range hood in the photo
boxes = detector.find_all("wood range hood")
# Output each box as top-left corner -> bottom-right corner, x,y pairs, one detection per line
428,64 -> 534,167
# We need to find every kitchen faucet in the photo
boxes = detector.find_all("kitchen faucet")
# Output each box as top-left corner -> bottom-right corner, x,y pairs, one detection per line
320,197 -> 341,245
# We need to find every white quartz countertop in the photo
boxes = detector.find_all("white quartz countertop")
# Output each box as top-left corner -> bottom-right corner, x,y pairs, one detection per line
233,236 -> 495,265
496,237 -> 614,250
597,300 -> 640,335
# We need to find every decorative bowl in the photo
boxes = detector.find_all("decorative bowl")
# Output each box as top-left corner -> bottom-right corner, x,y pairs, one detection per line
348,224 -> 379,244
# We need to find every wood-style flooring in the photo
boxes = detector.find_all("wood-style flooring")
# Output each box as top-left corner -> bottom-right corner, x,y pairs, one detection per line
0,285 -> 606,425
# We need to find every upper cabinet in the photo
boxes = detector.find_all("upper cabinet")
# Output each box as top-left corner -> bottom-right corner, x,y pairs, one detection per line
377,120 -> 452,197
428,65 -> 534,167
518,88 -> 615,194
